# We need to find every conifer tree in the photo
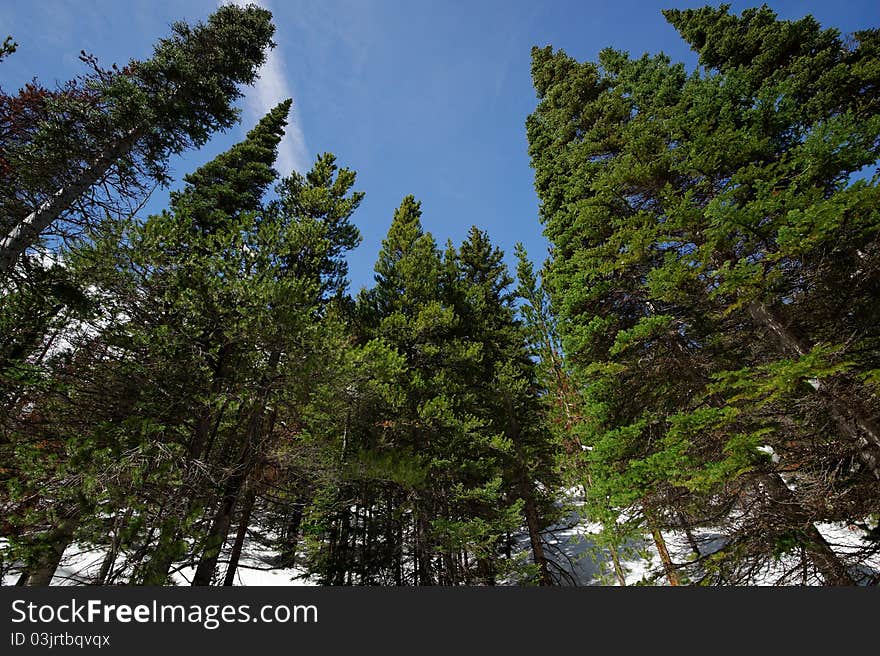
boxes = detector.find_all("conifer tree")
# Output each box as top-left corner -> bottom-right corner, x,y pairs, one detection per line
350,196 -> 456,584
3,100 -> 292,584
0,3 -> 275,275
453,228 -> 559,584
314,208 -> 560,586
527,4 -> 879,584
193,151 -> 365,586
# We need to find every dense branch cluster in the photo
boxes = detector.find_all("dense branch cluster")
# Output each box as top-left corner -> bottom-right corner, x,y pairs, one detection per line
527,4 -> 880,585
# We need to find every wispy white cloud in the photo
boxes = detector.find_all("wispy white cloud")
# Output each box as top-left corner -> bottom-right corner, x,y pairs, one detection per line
223,0 -> 309,175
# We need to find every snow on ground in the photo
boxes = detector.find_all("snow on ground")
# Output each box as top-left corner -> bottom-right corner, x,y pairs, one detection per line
171,541 -> 316,586
3,495 -> 878,586
514,489 -> 880,586
519,491 -> 661,586
536,518 -> 658,586
1,539 -> 316,587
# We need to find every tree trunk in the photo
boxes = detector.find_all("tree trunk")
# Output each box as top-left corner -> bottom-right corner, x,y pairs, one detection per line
391,492 -> 403,586
24,510 -> 79,586
281,502 -> 305,566
0,130 -> 139,276
442,551 -> 456,586
414,508 -> 432,586
338,510 -> 351,586
192,486 -> 239,586
503,390 -> 552,585
477,556 -> 496,585
757,472 -> 855,585
609,544 -> 627,586
523,495 -> 552,586
95,507 -> 132,585
138,514 -> 181,585
679,512 -> 702,558
95,546 -> 117,587
137,343 -> 233,585
748,301 -> 880,478
649,523 -> 680,586
191,453 -> 253,586
192,351 -> 279,586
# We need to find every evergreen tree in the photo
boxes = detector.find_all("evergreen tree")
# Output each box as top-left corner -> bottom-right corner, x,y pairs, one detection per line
3,100 -> 293,584
306,207 -> 560,586
203,151 -> 366,586
0,3 -> 275,275
526,5 -> 879,584
453,228 -> 560,584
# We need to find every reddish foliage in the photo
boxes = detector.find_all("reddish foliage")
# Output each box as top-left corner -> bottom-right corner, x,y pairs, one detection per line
0,50 -> 136,183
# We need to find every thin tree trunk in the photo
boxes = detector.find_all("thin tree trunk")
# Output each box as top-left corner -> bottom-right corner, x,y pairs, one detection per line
192,351 -> 279,586
0,130 -> 139,276
138,514 -> 180,585
282,502 -> 305,566
413,507 -> 432,586
458,549 -> 470,585
477,556 -> 496,585
523,495 -> 552,586
364,500 -> 374,585
609,544 -> 627,586
442,550 -> 456,586
801,547 -> 809,586
222,489 -> 256,587
95,507 -> 132,585
503,390 -> 552,585
392,493 -> 403,586
357,502 -> 367,585
95,548 -> 116,587
678,512 -> 702,558
138,344 -> 233,585
650,526 -> 680,586
352,503 -> 362,585
339,509 -> 351,586
192,477 -> 242,586
644,511 -> 680,586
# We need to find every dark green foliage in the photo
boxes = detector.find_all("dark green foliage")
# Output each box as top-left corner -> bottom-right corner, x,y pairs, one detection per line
13,1 -> 876,589
527,4 -> 880,584
0,37 -> 15,63
0,97 -> 371,585
293,202 -> 560,585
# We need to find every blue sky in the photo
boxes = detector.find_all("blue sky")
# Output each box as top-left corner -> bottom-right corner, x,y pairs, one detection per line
2,0 -> 878,292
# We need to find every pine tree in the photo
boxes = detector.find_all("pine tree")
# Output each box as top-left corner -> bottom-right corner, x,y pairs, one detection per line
129,100 -> 303,585
0,3 -> 275,275
311,209 -> 560,586
2,100 -> 293,585
526,5 -> 880,584
453,228 -> 560,584
348,196 -> 453,584
193,151 -> 365,586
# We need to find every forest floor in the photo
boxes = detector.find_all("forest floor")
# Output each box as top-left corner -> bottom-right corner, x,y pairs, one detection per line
3,491 -> 877,586
534,490 -> 880,586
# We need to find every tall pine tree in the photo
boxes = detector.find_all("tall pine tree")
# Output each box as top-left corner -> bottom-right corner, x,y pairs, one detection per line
527,4 -> 879,584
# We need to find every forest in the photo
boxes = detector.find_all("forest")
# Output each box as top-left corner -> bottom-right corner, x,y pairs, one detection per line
1,3 -> 878,586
